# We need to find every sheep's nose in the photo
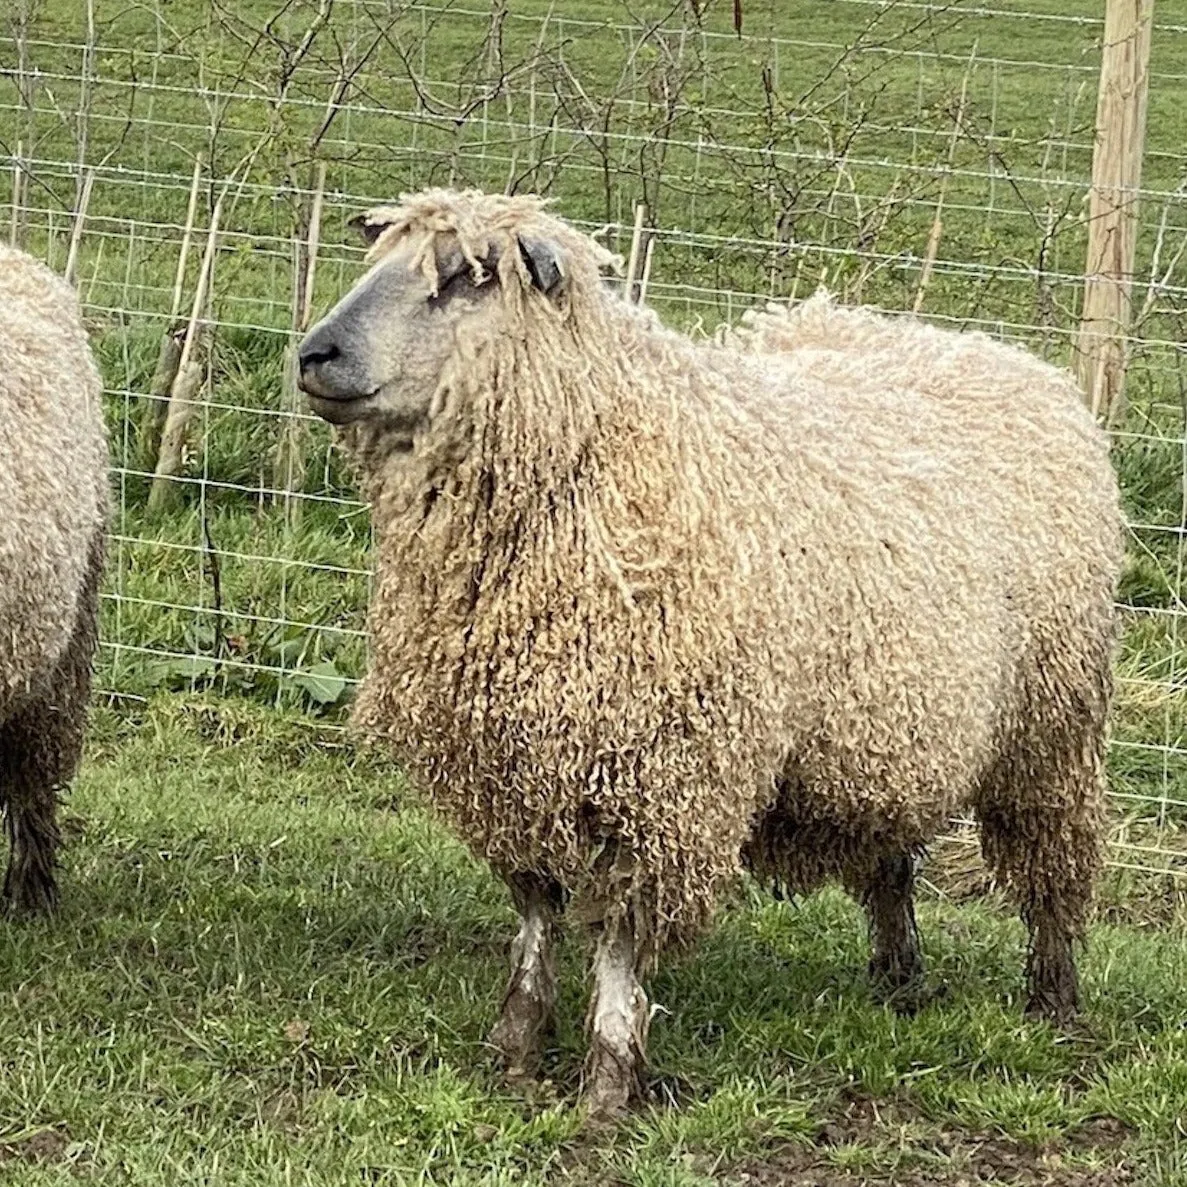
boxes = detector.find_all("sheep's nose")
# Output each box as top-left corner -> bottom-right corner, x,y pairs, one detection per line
298,329 -> 341,374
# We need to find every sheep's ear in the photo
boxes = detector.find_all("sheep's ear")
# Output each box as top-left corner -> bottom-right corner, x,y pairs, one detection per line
517,236 -> 565,297
347,209 -> 395,246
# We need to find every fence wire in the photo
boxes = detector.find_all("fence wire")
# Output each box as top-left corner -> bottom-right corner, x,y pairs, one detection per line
2,0 -> 1186,881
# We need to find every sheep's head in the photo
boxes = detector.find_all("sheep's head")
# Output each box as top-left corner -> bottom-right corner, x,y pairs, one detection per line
298,190 -> 581,450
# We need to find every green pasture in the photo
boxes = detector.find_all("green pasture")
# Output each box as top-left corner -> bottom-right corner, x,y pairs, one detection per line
2,1 -> 1187,1181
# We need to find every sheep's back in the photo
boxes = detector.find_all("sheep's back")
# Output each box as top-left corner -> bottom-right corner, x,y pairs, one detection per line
0,247 -> 109,714
715,299 -> 1121,830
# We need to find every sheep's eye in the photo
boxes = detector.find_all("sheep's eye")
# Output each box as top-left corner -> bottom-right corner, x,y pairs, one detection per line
428,266 -> 470,304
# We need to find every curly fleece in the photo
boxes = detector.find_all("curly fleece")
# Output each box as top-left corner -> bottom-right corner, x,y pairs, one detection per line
343,190 -> 1122,958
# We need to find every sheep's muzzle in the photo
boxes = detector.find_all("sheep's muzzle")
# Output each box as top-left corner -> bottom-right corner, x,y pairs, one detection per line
298,322 -> 379,425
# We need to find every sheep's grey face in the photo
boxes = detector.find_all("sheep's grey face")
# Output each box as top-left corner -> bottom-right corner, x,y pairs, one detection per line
298,239 -> 499,439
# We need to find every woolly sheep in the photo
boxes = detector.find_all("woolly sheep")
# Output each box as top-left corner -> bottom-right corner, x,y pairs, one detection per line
298,189 -> 1122,1121
0,245 -> 108,911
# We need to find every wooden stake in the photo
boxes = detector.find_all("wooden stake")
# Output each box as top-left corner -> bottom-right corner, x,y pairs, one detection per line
175,195 -> 221,383
171,156 -> 204,321
300,160 -> 327,329
139,327 -> 186,472
1074,0 -> 1154,426
139,157 -> 205,470
64,168 -> 95,288
10,140 -> 24,247
149,193 -> 223,512
275,162 -> 329,526
624,202 -> 645,302
637,235 -> 656,306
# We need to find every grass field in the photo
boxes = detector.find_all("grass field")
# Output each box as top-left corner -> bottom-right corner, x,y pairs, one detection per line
3,694 -> 1187,1186
3,0 -> 1187,1182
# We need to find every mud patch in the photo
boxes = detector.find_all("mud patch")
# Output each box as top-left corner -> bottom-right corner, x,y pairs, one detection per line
726,1148 -> 1129,1186
0,1127 -> 71,1165
725,1097 -> 1133,1186
811,1088 -> 893,1147
1066,1116 -> 1133,1151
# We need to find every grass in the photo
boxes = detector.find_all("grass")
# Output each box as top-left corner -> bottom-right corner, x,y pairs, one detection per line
2,0 -> 1187,1181
0,694 -> 1185,1185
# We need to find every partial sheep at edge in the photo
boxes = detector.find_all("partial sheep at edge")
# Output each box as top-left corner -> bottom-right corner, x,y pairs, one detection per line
0,245 -> 109,913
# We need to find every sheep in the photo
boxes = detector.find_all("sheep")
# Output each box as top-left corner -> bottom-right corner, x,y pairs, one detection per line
0,245 -> 109,912
298,189 -> 1122,1121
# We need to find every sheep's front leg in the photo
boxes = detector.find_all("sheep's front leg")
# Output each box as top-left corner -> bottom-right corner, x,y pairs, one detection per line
488,873 -> 561,1081
582,919 -> 649,1123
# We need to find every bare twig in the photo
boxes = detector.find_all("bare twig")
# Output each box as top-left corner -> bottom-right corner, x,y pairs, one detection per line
8,0 -> 39,247
913,43 -> 976,314
74,0 -> 97,212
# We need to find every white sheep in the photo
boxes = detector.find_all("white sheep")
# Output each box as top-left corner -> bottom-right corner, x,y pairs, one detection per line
298,190 -> 1122,1121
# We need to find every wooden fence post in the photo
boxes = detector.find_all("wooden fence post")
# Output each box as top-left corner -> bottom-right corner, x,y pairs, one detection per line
148,195 -> 223,513
1073,0 -> 1154,426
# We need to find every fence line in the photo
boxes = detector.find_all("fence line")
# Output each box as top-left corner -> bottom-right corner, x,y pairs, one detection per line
3,0 -> 1187,880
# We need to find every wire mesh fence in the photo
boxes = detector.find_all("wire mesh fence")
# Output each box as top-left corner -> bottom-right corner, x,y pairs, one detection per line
2,0 -> 1186,879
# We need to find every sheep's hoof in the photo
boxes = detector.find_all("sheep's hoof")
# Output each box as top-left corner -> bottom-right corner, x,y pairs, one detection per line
869,948 -> 926,1015
1024,984 -> 1078,1026
1,865 -> 59,917
1025,938 -> 1079,1025
487,994 -> 552,1084
580,1038 -> 644,1127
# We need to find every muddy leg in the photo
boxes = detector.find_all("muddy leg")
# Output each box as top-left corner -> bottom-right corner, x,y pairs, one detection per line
582,919 -> 649,1124
979,785 -> 1101,1025
1,534 -> 100,915
2,676 -> 86,914
1023,894 -> 1080,1024
978,625 -> 1110,1025
1,721 -> 63,915
488,873 -> 562,1081
861,853 -> 924,1006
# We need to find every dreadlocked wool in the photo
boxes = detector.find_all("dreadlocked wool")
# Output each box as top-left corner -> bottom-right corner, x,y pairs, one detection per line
340,190 -> 1122,961
0,245 -> 108,909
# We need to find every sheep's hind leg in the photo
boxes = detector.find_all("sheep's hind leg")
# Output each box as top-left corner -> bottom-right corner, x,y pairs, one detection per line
978,749 -> 1103,1025
582,919 -> 649,1124
1010,786 -> 1098,1025
488,873 -> 562,1082
860,853 -> 924,1010
1,703 -> 63,915
1,545 -> 98,915
1023,893 -> 1081,1024
1,677 -> 87,915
